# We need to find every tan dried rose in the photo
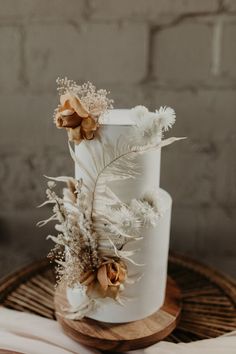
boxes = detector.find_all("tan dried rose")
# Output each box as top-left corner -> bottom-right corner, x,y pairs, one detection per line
80,259 -> 127,299
55,92 -> 99,144
79,270 -> 96,286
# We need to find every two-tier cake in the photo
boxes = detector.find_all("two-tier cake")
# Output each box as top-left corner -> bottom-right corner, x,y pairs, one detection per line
39,78 -> 181,323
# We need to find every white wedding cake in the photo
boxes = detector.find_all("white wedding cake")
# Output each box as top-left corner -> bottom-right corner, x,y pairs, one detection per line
40,79 -> 181,324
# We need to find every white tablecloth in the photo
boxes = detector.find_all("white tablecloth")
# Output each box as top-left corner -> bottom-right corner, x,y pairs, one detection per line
0,308 -> 235,354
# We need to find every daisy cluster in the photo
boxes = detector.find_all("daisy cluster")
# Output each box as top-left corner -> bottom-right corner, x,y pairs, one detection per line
131,105 -> 176,145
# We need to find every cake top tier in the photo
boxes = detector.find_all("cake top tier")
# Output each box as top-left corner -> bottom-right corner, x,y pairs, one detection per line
53,78 -> 176,144
100,109 -> 136,126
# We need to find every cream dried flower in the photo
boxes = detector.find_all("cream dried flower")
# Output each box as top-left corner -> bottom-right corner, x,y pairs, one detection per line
131,105 -> 176,146
155,106 -> 176,131
132,106 -> 162,145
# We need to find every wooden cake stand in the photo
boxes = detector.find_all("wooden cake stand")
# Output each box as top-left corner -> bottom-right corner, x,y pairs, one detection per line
0,254 -> 235,352
54,276 -> 182,351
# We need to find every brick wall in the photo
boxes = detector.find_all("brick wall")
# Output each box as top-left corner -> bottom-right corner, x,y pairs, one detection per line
0,0 -> 235,276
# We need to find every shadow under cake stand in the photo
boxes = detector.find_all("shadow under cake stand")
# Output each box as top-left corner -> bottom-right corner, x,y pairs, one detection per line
54,276 -> 182,352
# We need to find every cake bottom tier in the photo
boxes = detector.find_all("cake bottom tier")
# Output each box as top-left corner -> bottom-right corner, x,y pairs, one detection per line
67,188 -> 172,323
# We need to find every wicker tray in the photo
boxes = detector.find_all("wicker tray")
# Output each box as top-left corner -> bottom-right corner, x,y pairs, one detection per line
0,253 -> 235,344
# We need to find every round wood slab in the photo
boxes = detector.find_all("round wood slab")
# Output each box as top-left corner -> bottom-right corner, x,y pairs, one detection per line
54,276 -> 182,351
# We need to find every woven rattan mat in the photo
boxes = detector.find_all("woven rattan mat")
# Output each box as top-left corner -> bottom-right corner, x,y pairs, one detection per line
0,253 -> 235,343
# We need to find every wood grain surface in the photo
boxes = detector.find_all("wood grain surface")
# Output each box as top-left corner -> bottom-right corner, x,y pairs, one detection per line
54,276 -> 182,351
0,351 -> 23,354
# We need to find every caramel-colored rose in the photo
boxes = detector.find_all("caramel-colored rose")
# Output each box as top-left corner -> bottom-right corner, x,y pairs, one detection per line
55,92 -> 99,144
80,259 -> 127,299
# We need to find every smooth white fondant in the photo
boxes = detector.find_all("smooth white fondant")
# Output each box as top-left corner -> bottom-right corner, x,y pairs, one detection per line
66,284 -> 89,309
67,189 -> 172,323
99,109 -> 136,125
75,109 -> 161,196
67,108 -> 172,323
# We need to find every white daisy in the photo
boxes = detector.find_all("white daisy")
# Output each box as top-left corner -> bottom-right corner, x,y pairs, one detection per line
155,106 -> 176,131
131,106 -> 162,145
142,190 -> 164,217
130,199 -> 160,227
112,205 -> 140,232
47,181 -> 56,189
131,105 -> 149,119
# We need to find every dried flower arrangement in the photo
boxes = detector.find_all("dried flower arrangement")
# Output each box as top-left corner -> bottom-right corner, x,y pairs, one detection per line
54,78 -> 113,144
39,79 -> 182,319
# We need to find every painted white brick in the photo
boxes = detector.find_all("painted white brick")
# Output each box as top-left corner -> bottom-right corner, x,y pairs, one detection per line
0,93 -> 61,147
222,22 -> 236,79
0,0 -> 85,21
223,0 -> 236,12
153,89 -> 236,210
104,83 -> 152,108
161,150 -> 213,208
89,0 -> 219,21
0,85 -> 150,147
25,23 -> 148,90
162,137 -> 236,210
0,146 -> 73,210
153,22 -> 212,84
150,89 -> 236,140
214,135 -> 236,208
0,27 -> 21,91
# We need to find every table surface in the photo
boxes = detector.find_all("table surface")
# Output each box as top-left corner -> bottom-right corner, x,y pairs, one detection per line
0,253 -> 235,345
